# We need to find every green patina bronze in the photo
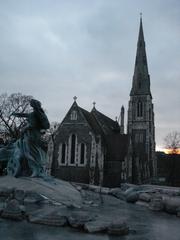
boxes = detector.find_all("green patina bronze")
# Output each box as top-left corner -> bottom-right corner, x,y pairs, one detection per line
5,99 -> 50,177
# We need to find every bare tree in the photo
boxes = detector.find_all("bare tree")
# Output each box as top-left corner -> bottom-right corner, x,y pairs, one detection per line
164,131 -> 180,185
164,131 -> 180,154
0,93 -> 32,140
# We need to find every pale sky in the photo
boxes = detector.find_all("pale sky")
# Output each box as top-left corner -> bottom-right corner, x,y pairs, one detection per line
0,0 -> 180,150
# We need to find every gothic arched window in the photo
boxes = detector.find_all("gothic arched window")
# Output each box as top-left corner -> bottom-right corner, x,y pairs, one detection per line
137,101 -> 143,117
58,143 -> 66,166
80,143 -> 85,165
70,134 -> 76,164
149,108 -> 151,120
61,143 -> 66,164
71,110 -> 77,120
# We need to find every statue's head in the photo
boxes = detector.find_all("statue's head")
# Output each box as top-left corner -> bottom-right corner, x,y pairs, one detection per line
30,99 -> 41,109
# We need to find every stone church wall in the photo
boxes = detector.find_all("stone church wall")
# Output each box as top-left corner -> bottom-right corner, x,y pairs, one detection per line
51,122 -> 103,184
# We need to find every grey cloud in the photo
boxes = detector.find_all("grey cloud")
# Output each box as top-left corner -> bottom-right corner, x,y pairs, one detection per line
0,0 -> 180,149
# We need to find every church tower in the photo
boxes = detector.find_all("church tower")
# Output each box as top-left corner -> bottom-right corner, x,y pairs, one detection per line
127,16 -> 156,184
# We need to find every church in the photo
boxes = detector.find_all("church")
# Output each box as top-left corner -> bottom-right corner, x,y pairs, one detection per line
51,17 -> 156,187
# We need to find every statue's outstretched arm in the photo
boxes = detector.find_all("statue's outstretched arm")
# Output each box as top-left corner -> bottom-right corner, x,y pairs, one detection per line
12,112 -> 29,118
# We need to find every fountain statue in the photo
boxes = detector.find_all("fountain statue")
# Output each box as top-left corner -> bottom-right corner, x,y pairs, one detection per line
6,99 -> 50,177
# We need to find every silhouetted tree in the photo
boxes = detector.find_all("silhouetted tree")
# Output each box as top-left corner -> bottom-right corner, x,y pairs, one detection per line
164,131 -> 180,185
0,93 -> 32,140
164,131 -> 180,154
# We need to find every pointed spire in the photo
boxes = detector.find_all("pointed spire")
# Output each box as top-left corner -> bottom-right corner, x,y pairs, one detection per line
130,15 -> 151,96
138,13 -> 145,46
120,105 -> 124,134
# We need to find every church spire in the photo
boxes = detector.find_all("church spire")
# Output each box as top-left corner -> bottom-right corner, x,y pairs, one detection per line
130,15 -> 151,96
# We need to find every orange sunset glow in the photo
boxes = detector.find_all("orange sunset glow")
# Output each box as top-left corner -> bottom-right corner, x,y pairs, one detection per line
164,149 -> 180,154
156,146 -> 180,154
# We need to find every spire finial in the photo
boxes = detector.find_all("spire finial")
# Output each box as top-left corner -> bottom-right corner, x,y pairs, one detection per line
73,96 -> 77,102
140,12 -> 142,18
93,101 -> 96,108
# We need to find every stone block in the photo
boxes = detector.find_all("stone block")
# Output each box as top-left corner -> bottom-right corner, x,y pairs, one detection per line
68,211 -> 94,229
29,208 -> 67,226
110,188 -> 126,200
0,187 -> 14,198
108,221 -> 129,236
163,197 -> 180,214
136,200 -> 149,207
126,192 -> 139,203
24,191 -> 45,203
14,189 -> 25,202
149,195 -> 164,211
139,193 -> 151,202
176,207 -> 180,217
124,186 -> 140,196
84,220 -> 110,233
1,199 -> 24,220
0,202 -> 5,215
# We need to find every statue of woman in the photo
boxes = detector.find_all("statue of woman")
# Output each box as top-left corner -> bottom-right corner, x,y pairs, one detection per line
7,99 -> 50,177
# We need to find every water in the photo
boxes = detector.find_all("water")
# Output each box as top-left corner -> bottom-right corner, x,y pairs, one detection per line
0,194 -> 180,240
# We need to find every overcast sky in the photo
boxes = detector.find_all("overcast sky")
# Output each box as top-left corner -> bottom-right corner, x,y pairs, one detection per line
0,0 -> 180,150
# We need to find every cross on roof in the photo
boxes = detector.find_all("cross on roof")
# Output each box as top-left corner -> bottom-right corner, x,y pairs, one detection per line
73,96 -> 77,102
93,101 -> 96,108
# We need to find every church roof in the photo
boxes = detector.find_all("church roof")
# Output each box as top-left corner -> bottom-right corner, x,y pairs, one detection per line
130,16 -> 151,96
91,107 -> 120,134
79,106 -> 120,136
79,107 -> 102,135
60,97 -> 120,137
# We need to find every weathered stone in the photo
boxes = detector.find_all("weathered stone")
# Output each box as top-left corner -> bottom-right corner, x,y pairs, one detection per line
84,220 -> 110,233
176,207 -> 180,217
66,202 -> 82,209
149,195 -> 164,211
100,188 -> 110,195
0,202 -> 5,215
1,199 -> 24,220
124,186 -> 140,196
136,200 -> 149,207
0,196 -> 7,202
19,204 -> 26,213
91,203 -> 99,207
126,192 -> 139,203
0,176 -> 82,207
110,188 -> 126,200
68,211 -> 94,229
163,197 -> 180,214
76,186 -> 82,191
0,187 -> 14,198
29,208 -> 67,226
92,186 -> 101,193
14,189 -> 25,202
108,221 -> 129,236
139,193 -> 151,202
24,191 -> 45,203
84,185 -> 109,195
121,183 -> 134,191
83,200 -> 94,205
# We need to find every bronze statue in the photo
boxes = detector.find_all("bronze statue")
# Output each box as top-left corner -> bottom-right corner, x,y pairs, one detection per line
7,99 -> 50,177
